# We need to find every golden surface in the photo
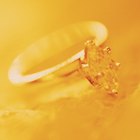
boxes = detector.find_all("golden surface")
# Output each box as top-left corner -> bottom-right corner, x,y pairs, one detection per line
0,0 -> 140,140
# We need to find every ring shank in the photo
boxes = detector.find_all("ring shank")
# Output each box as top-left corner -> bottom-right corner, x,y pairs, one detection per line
8,21 -> 108,84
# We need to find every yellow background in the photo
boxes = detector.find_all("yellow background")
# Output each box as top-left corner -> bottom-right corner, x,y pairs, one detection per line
0,0 -> 140,140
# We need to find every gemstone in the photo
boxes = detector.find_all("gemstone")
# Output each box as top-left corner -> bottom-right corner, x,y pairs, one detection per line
80,40 -> 120,94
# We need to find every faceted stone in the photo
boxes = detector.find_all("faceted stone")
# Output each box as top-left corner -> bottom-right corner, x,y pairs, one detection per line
80,40 -> 120,94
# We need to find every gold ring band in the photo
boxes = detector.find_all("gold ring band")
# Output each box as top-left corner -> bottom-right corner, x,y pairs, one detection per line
8,21 -> 108,84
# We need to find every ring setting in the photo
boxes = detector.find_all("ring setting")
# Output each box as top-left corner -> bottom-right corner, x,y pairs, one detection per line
80,39 -> 120,94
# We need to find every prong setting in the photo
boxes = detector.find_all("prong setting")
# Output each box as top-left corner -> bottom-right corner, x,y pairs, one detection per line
80,39 -> 120,95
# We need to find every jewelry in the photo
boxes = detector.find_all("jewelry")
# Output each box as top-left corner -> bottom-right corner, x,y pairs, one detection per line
8,21 -> 108,84
80,40 -> 120,94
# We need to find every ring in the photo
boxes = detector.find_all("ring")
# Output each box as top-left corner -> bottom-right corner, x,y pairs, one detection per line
8,21 -> 108,85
